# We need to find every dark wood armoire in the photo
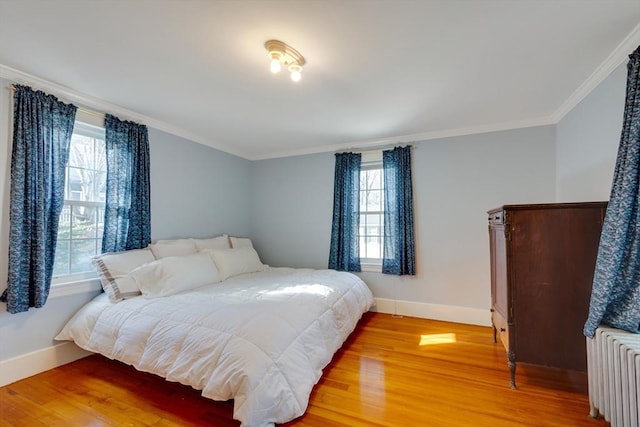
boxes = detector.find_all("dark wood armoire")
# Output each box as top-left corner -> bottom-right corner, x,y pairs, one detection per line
487,202 -> 607,388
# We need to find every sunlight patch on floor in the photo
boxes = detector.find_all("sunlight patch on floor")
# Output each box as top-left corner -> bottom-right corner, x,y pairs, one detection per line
419,333 -> 457,346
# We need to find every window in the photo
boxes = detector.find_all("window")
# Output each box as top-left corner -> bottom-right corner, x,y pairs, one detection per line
53,121 -> 106,278
359,153 -> 384,265
330,146 -> 414,275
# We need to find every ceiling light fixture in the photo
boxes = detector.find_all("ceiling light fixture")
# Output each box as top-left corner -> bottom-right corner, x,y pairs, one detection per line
265,39 -> 306,82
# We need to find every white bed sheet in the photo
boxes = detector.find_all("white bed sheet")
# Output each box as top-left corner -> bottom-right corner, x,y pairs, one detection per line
56,267 -> 374,427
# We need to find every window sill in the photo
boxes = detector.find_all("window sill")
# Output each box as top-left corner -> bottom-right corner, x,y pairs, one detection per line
361,263 -> 382,273
50,278 -> 102,299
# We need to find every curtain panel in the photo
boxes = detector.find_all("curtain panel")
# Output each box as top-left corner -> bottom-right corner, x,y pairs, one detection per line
102,114 -> 151,253
1,85 -> 77,313
382,146 -> 416,275
328,152 -> 361,272
584,45 -> 640,337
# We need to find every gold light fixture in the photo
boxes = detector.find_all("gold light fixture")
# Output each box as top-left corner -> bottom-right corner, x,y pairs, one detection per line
265,39 -> 306,82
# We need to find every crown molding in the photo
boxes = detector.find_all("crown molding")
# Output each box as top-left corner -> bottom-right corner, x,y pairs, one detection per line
0,64 -> 249,159
552,22 -> 640,123
249,115 -> 555,161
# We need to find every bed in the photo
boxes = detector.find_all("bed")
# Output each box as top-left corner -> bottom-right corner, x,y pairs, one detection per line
56,257 -> 374,427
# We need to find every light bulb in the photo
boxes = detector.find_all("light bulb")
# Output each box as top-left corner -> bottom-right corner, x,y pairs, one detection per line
289,64 -> 302,82
270,57 -> 282,74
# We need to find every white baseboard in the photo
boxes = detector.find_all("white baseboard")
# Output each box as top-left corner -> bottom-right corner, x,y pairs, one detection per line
0,342 -> 92,387
371,298 -> 492,327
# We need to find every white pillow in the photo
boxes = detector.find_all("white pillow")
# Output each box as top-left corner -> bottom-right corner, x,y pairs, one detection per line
205,247 -> 266,281
93,248 -> 156,302
132,253 -> 221,297
230,236 -> 253,249
193,234 -> 230,251
150,238 -> 198,259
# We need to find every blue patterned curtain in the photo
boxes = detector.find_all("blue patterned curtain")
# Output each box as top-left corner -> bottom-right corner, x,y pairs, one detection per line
382,146 -> 416,275
328,152 -> 361,272
102,114 -> 151,253
1,85 -> 77,313
584,45 -> 640,337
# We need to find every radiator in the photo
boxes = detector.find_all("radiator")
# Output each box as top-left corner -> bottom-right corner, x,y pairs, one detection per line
587,326 -> 640,426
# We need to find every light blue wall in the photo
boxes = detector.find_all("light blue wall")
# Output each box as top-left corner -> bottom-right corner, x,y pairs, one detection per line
149,128 -> 252,240
0,292 -> 101,361
556,63 -> 627,201
0,79 -> 252,361
252,126 -> 557,309
250,153 -> 335,269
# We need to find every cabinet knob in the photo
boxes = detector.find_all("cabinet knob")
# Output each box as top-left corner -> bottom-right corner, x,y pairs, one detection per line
500,328 -> 506,332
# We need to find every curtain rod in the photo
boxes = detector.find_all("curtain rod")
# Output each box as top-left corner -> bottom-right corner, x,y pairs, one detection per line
9,83 -> 105,120
337,143 -> 414,155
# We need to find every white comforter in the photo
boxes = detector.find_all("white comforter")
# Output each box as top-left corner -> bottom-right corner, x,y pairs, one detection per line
56,267 -> 374,426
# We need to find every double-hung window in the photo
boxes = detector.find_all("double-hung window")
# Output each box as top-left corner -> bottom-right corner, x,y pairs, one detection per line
329,145 -> 414,275
53,121 -> 106,280
359,153 -> 384,267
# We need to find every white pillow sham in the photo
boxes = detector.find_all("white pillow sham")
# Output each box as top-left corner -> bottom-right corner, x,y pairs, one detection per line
193,234 -> 230,251
205,247 -> 266,281
132,252 -> 221,297
230,236 -> 253,249
150,238 -> 198,259
93,248 -> 156,302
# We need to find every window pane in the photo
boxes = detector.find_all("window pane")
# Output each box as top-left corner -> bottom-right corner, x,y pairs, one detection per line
95,171 -> 107,202
97,207 -> 105,238
95,139 -> 106,171
366,190 -> 382,212
53,240 -> 70,276
366,226 -> 381,238
369,169 -> 382,190
68,134 -> 93,168
70,239 -> 96,274
366,235 -> 382,259
365,212 -> 381,227
68,167 -> 83,200
57,205 -> 71,240
71,206 -> 97,239
80,170 -> 96,202
359,236 -> 367,258
63,168 -> 69,199
68,168 -> 96,202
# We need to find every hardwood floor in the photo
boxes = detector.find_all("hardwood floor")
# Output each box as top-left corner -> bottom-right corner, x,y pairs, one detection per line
0,313 -> 607,426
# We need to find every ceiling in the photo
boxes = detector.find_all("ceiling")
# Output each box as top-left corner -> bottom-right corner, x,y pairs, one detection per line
0,1 -> 639,160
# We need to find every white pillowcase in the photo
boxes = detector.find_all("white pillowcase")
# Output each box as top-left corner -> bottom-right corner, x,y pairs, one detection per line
132,253 -> 221,297
205,247 -> 266,281
230,236 -> 253,249
193,234 -> 230,251
150,238 -> 198,259
93,248 -> 156,302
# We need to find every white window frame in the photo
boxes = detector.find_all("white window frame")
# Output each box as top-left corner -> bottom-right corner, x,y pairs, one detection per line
359,151 -> 384,272
52,120 -> 106,286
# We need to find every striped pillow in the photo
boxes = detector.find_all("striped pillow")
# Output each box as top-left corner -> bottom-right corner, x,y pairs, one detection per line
93,248 -> 155,302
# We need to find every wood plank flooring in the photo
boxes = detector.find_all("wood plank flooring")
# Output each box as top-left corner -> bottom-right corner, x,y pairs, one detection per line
0,312 -> 607,426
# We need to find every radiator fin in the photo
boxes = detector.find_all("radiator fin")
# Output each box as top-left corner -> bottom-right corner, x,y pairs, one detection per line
587,327 -> 640,426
